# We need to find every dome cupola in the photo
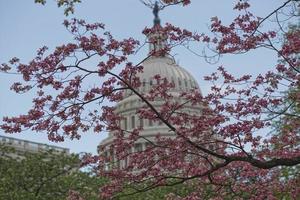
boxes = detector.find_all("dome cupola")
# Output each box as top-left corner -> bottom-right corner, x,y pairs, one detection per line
124,1 -> 200,97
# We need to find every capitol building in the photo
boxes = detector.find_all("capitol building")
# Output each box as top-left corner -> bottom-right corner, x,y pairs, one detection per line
99,3 -> 202,168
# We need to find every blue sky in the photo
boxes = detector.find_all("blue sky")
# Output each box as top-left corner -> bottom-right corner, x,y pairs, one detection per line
0,0 -> 282,154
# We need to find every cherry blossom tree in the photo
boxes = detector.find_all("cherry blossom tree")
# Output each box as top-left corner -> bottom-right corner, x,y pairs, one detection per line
1,0 -> 300,199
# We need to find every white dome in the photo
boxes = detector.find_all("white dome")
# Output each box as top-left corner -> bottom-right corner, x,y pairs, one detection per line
100,56 -> 202,147
124,56 -> 200,97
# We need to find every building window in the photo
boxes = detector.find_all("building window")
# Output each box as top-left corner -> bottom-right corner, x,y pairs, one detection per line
143,79 -> 146,87
139,118 -> 144,128
131,116 -> 135,129
149,119 -> 153,127
134,143 -> 142,152
104,152 -> 109,170
118,119 -> 121,129
116,160 -> 120,169
130,100 -> 134,107
124,118 -> 128,130
109,149 -> 114,162
9,138 -> 13,144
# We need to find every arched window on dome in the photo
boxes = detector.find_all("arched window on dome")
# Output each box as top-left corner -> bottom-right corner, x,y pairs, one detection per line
178,77 -> 182,88
184,79 -> 188,88
190,80 -> 194,88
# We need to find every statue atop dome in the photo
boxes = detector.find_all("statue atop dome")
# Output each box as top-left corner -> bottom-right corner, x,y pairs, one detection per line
148,1 -> 167,56
153,1 -> 161,26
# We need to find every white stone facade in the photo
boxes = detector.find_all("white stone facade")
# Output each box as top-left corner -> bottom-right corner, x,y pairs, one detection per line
0,135 -> 69,155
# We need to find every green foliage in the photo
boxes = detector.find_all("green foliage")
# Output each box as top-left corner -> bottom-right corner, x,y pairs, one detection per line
273,165 -> 300,200
119,182 -> 197,200
0,145 -> 104,200
118,180 -> 249,200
